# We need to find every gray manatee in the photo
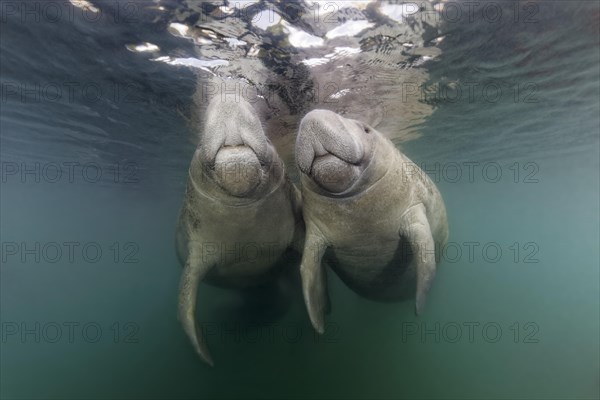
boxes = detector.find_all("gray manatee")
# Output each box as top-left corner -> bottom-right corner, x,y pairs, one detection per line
295,110 -> 449,333
176,97 -> 302,366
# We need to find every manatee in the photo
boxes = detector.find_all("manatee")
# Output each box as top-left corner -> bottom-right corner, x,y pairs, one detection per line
295,109 -> 449,333
176,97 -> 302,365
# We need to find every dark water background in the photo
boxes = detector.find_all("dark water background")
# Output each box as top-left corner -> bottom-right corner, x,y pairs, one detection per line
1,1 -> 598,398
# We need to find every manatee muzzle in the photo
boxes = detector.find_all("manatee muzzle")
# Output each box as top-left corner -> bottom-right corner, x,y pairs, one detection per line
296,109 -> 367,193
213,145 -> 263,197
310,154 -> 361,193
200,102 -> 274,197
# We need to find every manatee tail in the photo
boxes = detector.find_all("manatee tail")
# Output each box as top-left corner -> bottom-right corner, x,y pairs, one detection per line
178,256 -> 214,366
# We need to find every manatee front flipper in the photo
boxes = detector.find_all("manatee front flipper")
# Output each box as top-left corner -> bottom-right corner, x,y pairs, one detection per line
399,203 -> 437,316
178,247 -> 215,366
300,229 -> 328,334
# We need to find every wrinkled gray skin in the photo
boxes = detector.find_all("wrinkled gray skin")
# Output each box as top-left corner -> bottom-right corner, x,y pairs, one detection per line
295,110 -> 449,334
176,98 -> 302,366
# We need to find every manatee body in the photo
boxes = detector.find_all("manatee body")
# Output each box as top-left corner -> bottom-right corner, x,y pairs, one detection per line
295,110 -> 448,333
176,97 -> 302,365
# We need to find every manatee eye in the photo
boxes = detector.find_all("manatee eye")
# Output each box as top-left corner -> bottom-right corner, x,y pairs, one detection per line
364,126 -> 371,134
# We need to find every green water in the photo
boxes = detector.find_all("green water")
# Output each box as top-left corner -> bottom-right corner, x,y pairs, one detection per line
1,151 -> 598,399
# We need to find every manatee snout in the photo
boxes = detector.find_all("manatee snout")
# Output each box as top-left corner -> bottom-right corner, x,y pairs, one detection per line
296,109 -> 371,193
310,154 -> 361,193
213,146 -> 262,197
198,98 -> 276,197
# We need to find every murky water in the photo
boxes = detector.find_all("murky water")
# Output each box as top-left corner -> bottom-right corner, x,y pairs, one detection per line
1,1 -> 598,398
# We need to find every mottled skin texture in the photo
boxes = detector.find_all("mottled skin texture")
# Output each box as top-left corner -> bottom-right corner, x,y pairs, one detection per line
176,98 -> 302,366
295,110 -> 448,334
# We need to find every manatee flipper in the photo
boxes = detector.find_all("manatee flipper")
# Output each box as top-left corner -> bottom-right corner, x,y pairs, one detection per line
178,247 -> 215,366
300,230 -> 328,334
399,203 -> 436,316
